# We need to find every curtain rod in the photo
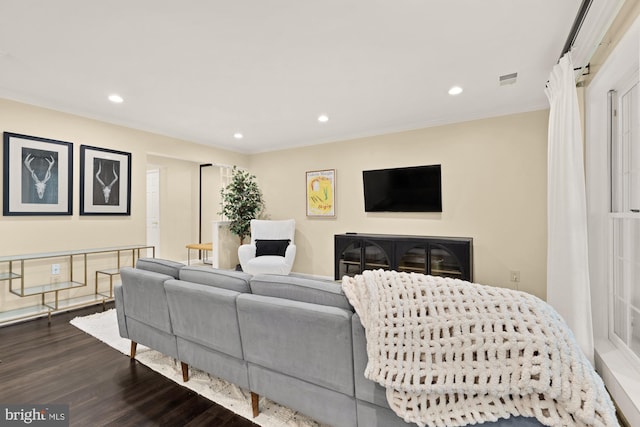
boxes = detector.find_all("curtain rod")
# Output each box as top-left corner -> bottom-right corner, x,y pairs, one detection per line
559,0 -> 594,61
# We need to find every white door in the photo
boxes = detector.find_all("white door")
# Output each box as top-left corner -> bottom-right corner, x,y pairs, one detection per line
146,169 -> 160,257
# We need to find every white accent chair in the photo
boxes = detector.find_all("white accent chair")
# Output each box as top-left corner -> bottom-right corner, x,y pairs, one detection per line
238,219 -> 296,275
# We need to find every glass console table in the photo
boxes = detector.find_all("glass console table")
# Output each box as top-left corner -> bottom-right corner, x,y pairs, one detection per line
0,245 -> 155,325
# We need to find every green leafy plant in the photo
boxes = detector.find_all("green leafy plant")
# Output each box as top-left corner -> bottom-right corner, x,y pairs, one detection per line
219,166 -> 264,245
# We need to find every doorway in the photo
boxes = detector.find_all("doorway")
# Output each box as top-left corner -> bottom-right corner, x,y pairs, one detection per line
146,168 -> 160,257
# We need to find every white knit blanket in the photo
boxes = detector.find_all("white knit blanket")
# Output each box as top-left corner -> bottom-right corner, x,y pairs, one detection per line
342,270 -> 618,427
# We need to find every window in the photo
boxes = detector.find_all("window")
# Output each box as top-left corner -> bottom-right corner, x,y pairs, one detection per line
586,17 -> 640,422
610,74 -> 640,361
219,165 -> 233,221
220,165 -> 233,190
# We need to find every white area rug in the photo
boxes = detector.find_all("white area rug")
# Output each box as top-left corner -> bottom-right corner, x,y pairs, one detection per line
70,309 -> 327,427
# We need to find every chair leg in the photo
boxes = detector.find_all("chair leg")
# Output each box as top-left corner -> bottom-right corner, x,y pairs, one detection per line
251,392 -> 259,418
181,362 -> 189,382
130,341 -> 137,359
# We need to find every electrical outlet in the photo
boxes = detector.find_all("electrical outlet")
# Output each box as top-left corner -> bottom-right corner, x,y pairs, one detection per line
51,264 -> 60,275
510,270 -> 520,282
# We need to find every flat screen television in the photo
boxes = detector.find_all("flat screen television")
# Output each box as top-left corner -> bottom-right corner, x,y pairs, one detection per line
363,164 -> 442,212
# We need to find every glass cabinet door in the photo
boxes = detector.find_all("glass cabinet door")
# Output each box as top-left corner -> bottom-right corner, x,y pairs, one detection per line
363,242 -> 390,272
338,242 -> 362,278
429,244 -> 464,279
398,246 -> 427,273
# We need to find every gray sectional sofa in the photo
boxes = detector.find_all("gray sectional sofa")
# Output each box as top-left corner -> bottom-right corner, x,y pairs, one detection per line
114,258 -> 544,427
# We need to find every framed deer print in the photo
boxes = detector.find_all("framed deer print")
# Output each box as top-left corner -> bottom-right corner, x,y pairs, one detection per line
3,132 -> 73,216
80,145 -> 131,215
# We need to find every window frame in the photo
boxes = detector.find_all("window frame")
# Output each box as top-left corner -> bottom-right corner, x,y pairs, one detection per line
608,71 -> 640,367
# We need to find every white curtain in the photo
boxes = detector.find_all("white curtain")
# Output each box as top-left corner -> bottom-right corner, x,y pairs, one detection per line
545,53 -> 594,364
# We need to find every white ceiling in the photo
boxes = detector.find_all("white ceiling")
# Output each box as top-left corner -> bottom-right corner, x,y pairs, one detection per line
0,1 -> 582,154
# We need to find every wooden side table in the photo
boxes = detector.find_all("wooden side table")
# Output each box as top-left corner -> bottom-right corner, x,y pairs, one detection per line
186,243 -> 213,265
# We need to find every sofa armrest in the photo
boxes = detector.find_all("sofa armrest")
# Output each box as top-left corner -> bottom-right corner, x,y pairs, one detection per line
114,283 -> 129,339
238,244 -> 256,269
284,243 -> 296,266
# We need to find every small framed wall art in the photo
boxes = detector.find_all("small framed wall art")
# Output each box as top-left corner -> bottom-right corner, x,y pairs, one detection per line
80,145 -> 131,215
3,132 -> 73,216
306,169 -> 336,217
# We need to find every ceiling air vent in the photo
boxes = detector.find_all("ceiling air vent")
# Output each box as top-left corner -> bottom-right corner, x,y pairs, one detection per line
499,72 -> 518,86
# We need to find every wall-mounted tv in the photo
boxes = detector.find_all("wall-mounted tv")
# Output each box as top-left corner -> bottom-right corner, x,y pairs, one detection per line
363,164 -> 442,212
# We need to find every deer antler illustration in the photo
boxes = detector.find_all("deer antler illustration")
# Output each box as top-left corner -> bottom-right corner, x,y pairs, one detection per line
24,154 -> 55,200
96,161 -> 118,203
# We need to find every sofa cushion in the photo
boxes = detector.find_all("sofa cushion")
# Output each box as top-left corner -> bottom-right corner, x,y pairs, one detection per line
165,279 -> 244,359
248,364 -> 357,427
120,266 -> 174,334
250,274 -> 352,310
237,294 -> 354,397
255,239 -> 290,257
136,258 -> 184,279
179,266 -> 251,293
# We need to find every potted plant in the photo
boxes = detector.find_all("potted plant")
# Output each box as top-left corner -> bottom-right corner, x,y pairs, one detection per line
219,166 -> 264,245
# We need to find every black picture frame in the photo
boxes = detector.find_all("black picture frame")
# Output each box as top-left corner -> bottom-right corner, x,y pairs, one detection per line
80,145 -> 131,216
3,132 -> 73,216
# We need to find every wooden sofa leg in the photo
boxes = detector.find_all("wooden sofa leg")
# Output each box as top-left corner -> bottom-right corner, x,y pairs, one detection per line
251,392 -> 259,418
130,341 -> 137,359
181,362 -> 189,382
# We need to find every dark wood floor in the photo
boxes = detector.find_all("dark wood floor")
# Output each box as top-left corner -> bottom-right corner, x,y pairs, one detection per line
0,303 -> 259,427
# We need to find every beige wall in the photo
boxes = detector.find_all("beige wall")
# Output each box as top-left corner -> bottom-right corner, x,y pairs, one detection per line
250,110 -> 548,299
0,98 -> 248,255
0,98 -> 248,311
0,97 -> 549,312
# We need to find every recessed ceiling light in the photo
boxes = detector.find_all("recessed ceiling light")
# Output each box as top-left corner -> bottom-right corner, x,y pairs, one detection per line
318,114 -> 329,123
448,86 -> 463,96
108,94 -> 124,103
233,133 -> 243,140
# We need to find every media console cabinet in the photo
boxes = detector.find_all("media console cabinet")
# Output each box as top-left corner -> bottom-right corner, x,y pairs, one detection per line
335,233 -> 473,281
0,245 -> 154,325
